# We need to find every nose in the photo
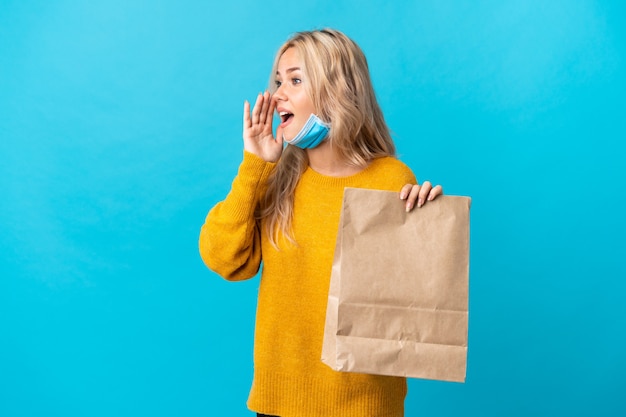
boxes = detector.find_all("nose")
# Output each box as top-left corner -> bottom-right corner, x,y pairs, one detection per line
273,83 -> 286,101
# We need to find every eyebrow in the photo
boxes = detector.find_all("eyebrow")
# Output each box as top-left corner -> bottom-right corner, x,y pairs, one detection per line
276,66 -> 301,76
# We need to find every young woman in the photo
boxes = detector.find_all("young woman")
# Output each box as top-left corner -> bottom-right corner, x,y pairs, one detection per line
199,28 -> 442,417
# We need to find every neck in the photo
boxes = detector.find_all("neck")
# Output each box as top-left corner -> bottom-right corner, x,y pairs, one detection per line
306,141 -> 364,177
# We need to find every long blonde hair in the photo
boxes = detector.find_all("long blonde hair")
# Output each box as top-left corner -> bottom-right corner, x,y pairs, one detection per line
260,28 -> 396,246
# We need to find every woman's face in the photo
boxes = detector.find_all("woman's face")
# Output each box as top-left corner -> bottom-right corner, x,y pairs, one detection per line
274,47 -> 317,141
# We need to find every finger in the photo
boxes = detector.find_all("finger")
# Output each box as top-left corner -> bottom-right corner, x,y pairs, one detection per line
259,91 -> 270,124
264,94 -> 276,127
251,92 -> 263,124
243,100 -> 251,129
406,184 -> 421,212
417,181 -> 432,207
428,185 -> 443,200
399,184 -> 413,200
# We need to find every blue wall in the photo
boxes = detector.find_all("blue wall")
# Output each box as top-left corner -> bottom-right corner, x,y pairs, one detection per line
1,1 -> 624,416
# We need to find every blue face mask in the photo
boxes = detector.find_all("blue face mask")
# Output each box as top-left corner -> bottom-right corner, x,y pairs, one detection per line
285,114 -> 330,149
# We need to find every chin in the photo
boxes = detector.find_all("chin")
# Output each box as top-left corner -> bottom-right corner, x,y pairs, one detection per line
283,128 -> 298,142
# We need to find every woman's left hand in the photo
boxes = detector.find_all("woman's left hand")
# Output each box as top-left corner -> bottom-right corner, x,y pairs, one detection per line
400,182 -> 443,212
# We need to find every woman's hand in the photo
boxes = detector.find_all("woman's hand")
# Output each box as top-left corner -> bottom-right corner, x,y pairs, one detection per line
400,181 -> 444,212
243,91 -> 283,162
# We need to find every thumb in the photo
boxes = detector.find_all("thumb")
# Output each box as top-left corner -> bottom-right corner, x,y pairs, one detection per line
275,126 -> 285,147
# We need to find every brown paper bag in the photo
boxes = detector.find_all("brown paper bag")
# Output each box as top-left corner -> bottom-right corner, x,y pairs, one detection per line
321,188 -> 471,383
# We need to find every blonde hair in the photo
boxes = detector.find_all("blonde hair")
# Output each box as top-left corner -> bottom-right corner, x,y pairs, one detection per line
260,28 -> 396,246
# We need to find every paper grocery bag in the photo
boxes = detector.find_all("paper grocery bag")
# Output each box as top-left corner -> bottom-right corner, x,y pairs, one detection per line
321,188 -> 471,383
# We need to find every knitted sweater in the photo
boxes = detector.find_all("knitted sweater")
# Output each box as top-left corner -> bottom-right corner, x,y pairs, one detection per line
199,151 -> 416,417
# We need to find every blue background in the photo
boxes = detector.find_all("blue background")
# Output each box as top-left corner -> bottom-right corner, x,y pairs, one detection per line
1,1 -> 625,416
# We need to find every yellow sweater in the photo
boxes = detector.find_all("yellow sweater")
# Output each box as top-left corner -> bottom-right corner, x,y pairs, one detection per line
199,151 -> 416,417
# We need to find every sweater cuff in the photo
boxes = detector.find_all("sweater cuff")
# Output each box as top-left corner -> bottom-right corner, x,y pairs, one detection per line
239,150 -> 277,187
225,151 -> 277,223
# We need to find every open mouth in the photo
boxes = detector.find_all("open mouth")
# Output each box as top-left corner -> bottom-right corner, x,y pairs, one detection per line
279,111 -> 294,124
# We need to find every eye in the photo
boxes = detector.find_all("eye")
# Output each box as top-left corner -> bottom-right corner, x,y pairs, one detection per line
275,80 -> 282,88
291,78 -> 301,85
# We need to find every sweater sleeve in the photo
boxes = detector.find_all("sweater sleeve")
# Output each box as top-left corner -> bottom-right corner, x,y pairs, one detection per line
198,151 -> 276,281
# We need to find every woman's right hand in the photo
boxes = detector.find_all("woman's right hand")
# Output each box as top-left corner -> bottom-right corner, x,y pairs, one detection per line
243,91 -> 284,163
